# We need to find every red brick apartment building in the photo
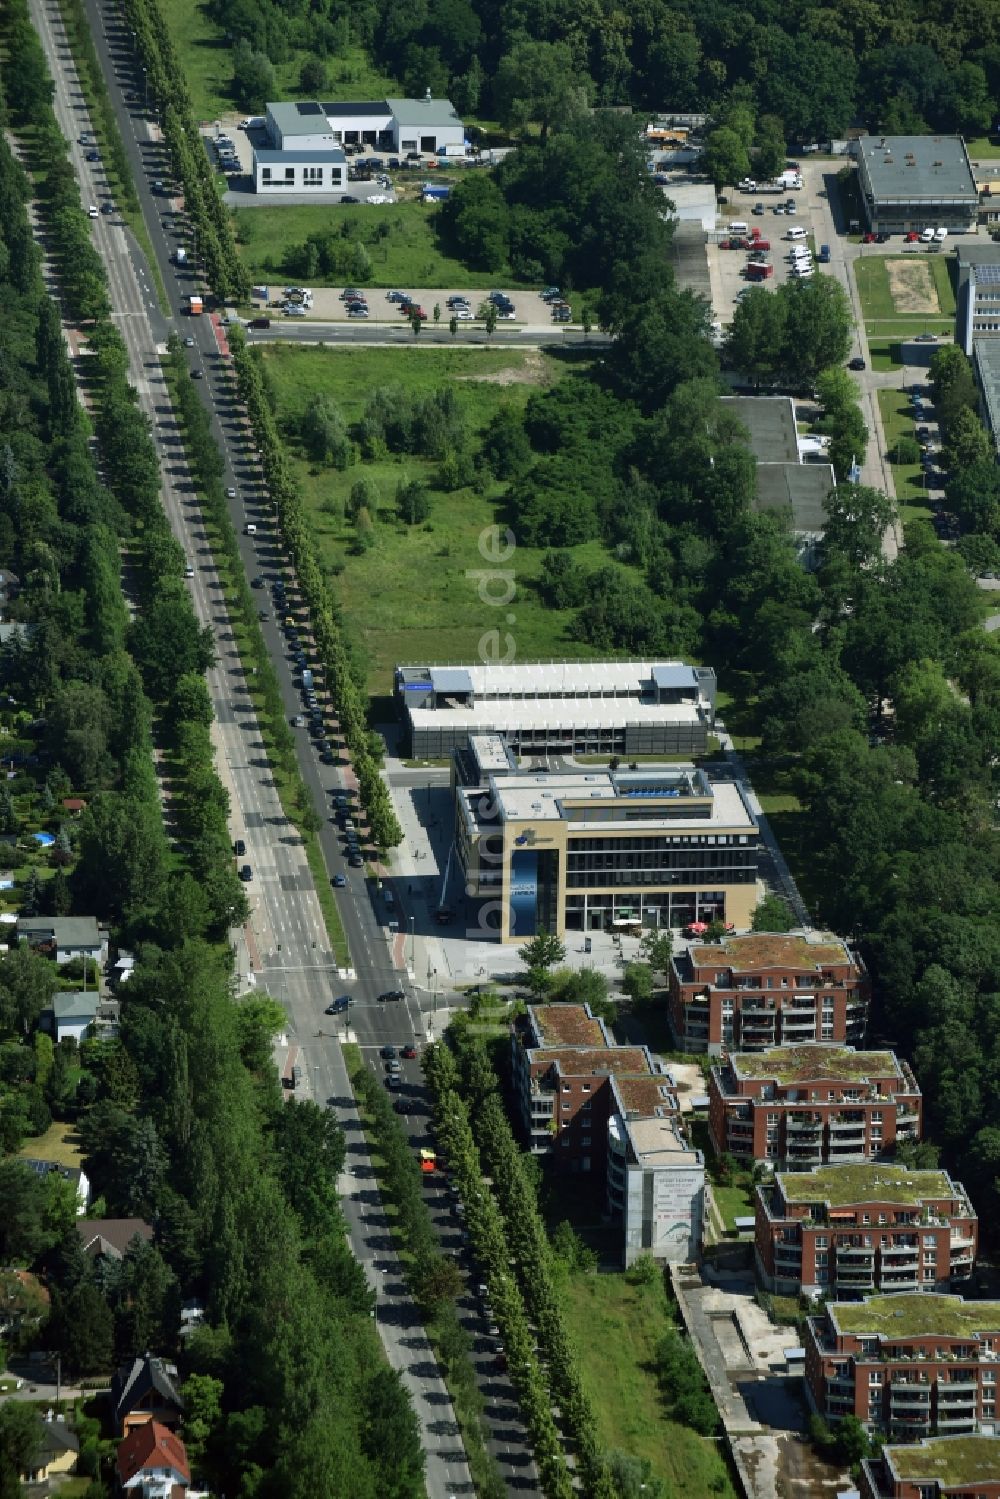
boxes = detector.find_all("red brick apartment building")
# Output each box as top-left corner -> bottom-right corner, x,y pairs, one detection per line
511,1004 -> 658,1173
669,931 -> 869,1055
755,1163 -> 977,1297
860,1435 -> 1000,1498
708,1044 -> 922,1169
805,1294 -> 1000,1439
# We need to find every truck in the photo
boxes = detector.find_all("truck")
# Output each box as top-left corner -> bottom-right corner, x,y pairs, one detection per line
186,294 -> 203,315
742,236 -> 770,251
745,261 -> 774,280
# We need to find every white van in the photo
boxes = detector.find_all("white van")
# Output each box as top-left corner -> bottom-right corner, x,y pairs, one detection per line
245,523 -> 257,536
785,226 -> 807,240
789,245 -> 811,258
790,264 -> 814,278
730,221 -> 749,235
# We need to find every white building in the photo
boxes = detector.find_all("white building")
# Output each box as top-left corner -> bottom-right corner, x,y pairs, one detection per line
253,96 -> 466,195
607,1076 -> 705,1266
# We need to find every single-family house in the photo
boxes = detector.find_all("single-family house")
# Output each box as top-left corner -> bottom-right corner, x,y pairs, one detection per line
77,1218 -> 154,1264
17,915 -> 107,966
112,1355 -> 184,1437
47,990 -> 100,1043
19,1158 -> 90,1213
61,797 -> 87,816
116,1419 -> 190,1498
20,1413 -> 79,1484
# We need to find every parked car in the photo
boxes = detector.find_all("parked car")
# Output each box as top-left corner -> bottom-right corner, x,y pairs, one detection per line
239,864 -> 253,882
862,231 -> 877,243
848,356 -> 866,370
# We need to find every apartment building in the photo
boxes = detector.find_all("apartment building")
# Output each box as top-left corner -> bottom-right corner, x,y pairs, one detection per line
669,930 -> 869,1055
860,1435 -> 1000,1498
454,750 -> 760,943
805,1293 -> 1000,1438
606,1074 -> 704,1266
755,1164 -> 977,1297
510,1003 -> 655,1172
708,1045 -> 922,1169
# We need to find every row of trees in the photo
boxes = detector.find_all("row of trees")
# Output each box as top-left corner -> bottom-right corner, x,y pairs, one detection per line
229,331 -> 403,848
120,0 -> 249,303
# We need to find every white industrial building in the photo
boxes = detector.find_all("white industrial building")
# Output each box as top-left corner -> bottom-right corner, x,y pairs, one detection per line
252,96 -> 466,195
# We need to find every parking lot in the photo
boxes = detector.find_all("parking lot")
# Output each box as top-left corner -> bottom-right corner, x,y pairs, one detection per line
251,285 -> 562,326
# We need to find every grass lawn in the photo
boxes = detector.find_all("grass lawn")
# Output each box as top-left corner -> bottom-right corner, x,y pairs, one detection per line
160,0 -> 399,121
854,252 -> 956,333
878,388 -> 931,506
262,344 -> 612,694
19,1119 -> 83,1169
559,1270 -> 735,1498
711,1181 -> 756,1231
233,199 -> 527,290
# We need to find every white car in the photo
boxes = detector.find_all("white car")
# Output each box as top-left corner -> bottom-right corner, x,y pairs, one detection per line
87,205 -> 99,218
934,227 -> 948,242
452,307 -> 473,319
919,227 -> 934,242
790,265 -> 814,278
284,305 -> 307,317
226,487 -> 236,499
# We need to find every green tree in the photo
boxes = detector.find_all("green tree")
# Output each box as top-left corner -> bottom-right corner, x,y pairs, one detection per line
494,41 -> 592,143
724,290 -> 787,388
0,1403 -> 41,1497
517,930 -> 567,994
640,931 -> 674,986
48,1279 -> 114,1376
751,893 -> 795,932
700,127 -> 750,189
301,395 -> 352,468
779,276 -> 852,384
622,963 -> 654,1004
755,114 -> 787,181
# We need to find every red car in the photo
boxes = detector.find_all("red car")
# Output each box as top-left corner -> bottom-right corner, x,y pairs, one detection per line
862,231 -> 876,243
401,1044 -> 418,1059
905,230 -> 920,242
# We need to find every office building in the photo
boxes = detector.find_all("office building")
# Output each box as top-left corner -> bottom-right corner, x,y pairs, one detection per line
456,753 -> 759,943
955,242 -> 1000,353
669,930 -> 869,1055
860,1435 -> 1000,1498
396,659 -> 717,759
805,1293 -> 1000,1437
253,96 -> 465,194
708,1044 -> 922,1169
755,1163 -> 977,1297
853,135 -> 978,234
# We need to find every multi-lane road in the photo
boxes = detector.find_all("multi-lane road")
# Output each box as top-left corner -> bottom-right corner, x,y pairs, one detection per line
29,0 -> 540,1487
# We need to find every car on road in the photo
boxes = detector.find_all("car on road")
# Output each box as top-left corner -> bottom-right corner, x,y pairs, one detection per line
326,995 -> 350,1014
385,1074 -> 400,1089
257,609 -> 269,621
101,202 -> 114,214
191,369 -> 203,378
848,357 -> 866,370
183,335 -> 195,347
226,486 -> 237,499
341,194 -> 360,204
386,1059 -> 402,1075
292,714 -> 305,727
251,575 -> 265,588
332,873 -> 346,887
378,989 -> 406,1003
916,426 -> 930,439
87,204 -> 100,219
185,561 -> 194,578
915,332 -> 938,342
402,1044 -> 418,1059
233,839 -> 246,857
348,852 -> 363,867
86,150 -> 100,162
239,864 -> 252,881
381,1044 -> 397,1059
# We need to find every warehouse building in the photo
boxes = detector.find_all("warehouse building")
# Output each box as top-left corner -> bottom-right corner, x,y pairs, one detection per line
252,95 -> 465,193
456,751 -> 759,942
395,659 -> 717,759
853,134 -> 978,234
720,396 -> 837,567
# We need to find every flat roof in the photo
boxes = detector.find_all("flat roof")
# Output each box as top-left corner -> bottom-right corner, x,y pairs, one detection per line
776,1164 -> 957,1209
320,100 -> 388,117
627,1116 -> 700,1166
887,1435 -> 1000,1487
732,1045 -> 900,1085
430,666 -> 473,694
855,134 -> 978,204
754,463 -> 835,532
530,1046 -> 649,1078
402,659 -> 709,700
720,396 -> 799,464
19,915 -> 100,942
689,932 -> 852,972
956,241 -> 1000,269
529,1005 -> 605,1048
254,148 -> 346,163
833,1293 -> 1000,1339
468,734 -> 513,774
386,96 -> 462,128
411,699 -> 707,734
491,771 -> 754,831
613,1074 -> 680,1116
266,101 -> 336,137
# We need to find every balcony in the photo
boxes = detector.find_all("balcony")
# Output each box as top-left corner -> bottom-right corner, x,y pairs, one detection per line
787,1116 -> 823,1135
828,1117 -> 867,1134
775,1243 -> 802,1263
938,1376 -> 979,1394
881,1243 -> 919,1259
951,1234 -> 976,1249
836,1244 -> 875,1259
890,1385 -> 931,1405
935,1413 -> 977,1430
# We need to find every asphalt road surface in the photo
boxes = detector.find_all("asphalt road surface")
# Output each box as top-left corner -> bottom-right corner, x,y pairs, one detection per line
32,0 -> 538,1485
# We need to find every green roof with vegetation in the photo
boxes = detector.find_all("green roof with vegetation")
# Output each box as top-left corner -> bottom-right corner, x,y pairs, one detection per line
733,1045 -> 897,1084
834,1294 -> 1000,1339
778,1164 -> 955,1208
888,1434 -> 1000,1485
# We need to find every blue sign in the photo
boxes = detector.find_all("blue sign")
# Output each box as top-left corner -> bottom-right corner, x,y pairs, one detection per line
509,850 -> 538,938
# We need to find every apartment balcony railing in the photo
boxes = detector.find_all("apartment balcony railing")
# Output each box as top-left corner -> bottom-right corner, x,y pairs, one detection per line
828,1117 -> 867,1133
935,1413 -> 977,1429
774,1243 -> 802,1262
938,1376 -> 979,1393
880,1271 -> 920,1290
951,1234 -> 976,1249
826,1375 -> 855,1392
881,1244 -> 919,1259
836,1244 -> 875,1259
889,1385 -> 931,1405
787,1116 -> 823,1134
